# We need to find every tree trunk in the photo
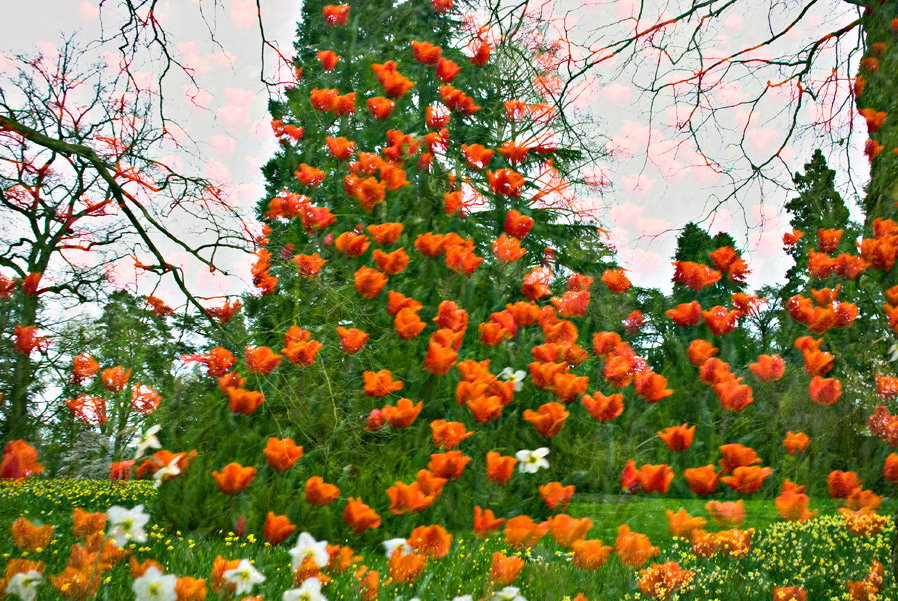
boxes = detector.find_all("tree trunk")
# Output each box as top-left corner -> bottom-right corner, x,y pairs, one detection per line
7,293 -> 39,441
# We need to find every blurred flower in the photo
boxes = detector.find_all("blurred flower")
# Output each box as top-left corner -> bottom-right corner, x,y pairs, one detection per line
289,532 -> 330,571
107,504 -> 150,547
131,424 -> 162,459
515,448 -> 549,473
222,559 -> 265,595
133,567 -> 177,601
499,367 -> 526,391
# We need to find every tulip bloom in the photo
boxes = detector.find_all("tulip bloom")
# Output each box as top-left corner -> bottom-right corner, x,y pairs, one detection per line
684,465 -> 720,496
615,525 -> 659,569
430,420 -> 473,449
749,354 -> 785,381
367,222 -> 403,245
666,509 -> 707,538
503,515 -> 548,549
264,512 -> 297,545
539,481 -> 575,510
212,463 -> 256,495
658,424 -> 695,452
323,4 -> 349,26
354,267 -> 388,298
490,552 -> 524,585
336,327 -> 368,353
666,301 -> 702,327
363,370 -> 403,397
343,498 -> 381,533
582,391 -> 624,421
263,437 -> 303,471
305,476 -> 340,506
474,506 -> 505,537
687,340 -> 718,367
245,346 -> 282,375
523,402 -> 569,438
783,431 -> 810,455
720,465 -> 773,494
486,452 -> 518,485
101,366 -> 132,392
706,500 -> 745,527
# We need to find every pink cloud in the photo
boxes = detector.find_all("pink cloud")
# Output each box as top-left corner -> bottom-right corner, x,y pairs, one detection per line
208,52 -> 236,69
747,128 -> 779,154
178,42 -> 211,76
79,1 -> 99,20
210,135 -> 237,157
617,248 -> 666,284
204,159 -> 232,185
216,104 -> 250,131
607,202 -> 644,229
706,209 -> 733,237
603,83 -> 632,107
619,173 -> 656,196
638,217 -> 671,238
231,0 -> 257,30
184,86 -> 214,110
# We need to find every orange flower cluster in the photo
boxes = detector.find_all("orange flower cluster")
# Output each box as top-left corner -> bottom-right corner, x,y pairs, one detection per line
282,326 -> 323,365
66,395 -> 108,426
615,525 -> 659,568
250,249 -> 278,295
708,246 -> 749,283
696,357 -> 754,413
637,561 -> 694,600
182,347 -> 236,378
691,528 -> 754,558
702,305 -> 741,336
775,480 -> 817,523
212,463 -> 256,495
787,286 -> 857,334
671,260 -> 721,291
220,373 -> 265,416
1,440 -> 44,479
439,85 -> 480,114
50,531 -> 129,599
310,88 -> 355,115
621,461 -> 674,494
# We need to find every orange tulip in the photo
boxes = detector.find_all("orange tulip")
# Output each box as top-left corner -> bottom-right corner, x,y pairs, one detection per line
706,500 -> 745,527
884,453 -> 898,482
544,514 -> 592,547
354,267 -> 388,298
317,50 -> 341,71
282,336 -> 323,366
211,463 -> 256,495
294,163 -> 325,187
72,508 -> 107,539
504,209 -> 534,239
490,552 -> 524,585
615,525 -> 659,569
666,509 -> 707,538
582,391 -> 624,421
540,481 -> 575,511
174,577 -> 207,601
263,437 -> 303,471
11,517 -> 52,551
720,465 -> 772,494
387,481 -> 434,515
72,353 -> 101,382
436,58 -> 462,83
334,231 -> 370,256
466,393 -> 503,423
1,439 -> 44,479
568,539 -> 612,570
326,135 -> 357,159
343,497 -> 381,533
305,476 -> 340,506
684,465 -> 720,496
486,452 -> 518,485
635,370 -> 673,403
224,387 -> 264,416
523,402 -> 569,438
387,549 -> 425,584
672,261 -> 721,291
393,308 -> 425,340
666,301 -> 702,326
503,515 -> 548,549
719,444 -> 761,473
498,140 -> 530,165
373,248 -> 409,275
101,366 -> 132,392
427,450 -> 470,480
367,222 -> 403,245
749,354 -> 785,381
602,269 -> 631,293
264,512 -> 297,545
424,337 -> 459,376
473,506 -> 505,537
658,424 -> 695,452
635,463 -> 675,494
714,377 -> 754,412
775,480 -> 817,523
829,470 -> 861,499
702,306 -> 741,336
245,346 -> 282,375
686,339 -> 718,367
336,327 -> 368,354
408,524 -> 452,559
430,420 -> 473,449
382,398 -> 422,429
493,235 -> 526,263
363,370 -> 403,397
66,394 -> 108,425
487,168 -> 526,197
783,431 -> 810,455
809,376 -> 841,405
323,4 -> 350,25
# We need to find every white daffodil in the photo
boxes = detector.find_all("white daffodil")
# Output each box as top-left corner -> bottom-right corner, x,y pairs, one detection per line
288,532 -> 330,572
283,577 -> 328,601
382,537 -> 411,557
499,367 -> 527,392
222,559 -> 265,595
492,586 -> 527,601
4,570 -> 43,601
131,424 -> 162,459
889,341 -> 898,363
107,504 -> 150,547
133,567 -> 177,601
152,456 -> 182,489
515,448 -> 549,473
452,596 -> 474,601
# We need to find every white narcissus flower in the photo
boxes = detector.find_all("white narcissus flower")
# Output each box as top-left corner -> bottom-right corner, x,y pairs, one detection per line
515,448 -> 549,473
4,570 -> 43,601
133,567 -> 177,601
289,532 -> 330,572
222,559 -> 265,595
499,367 -> 527,391
132,424 -> 162,459
107,504 -> 150,547
492,586 -> 527,601
452,596 -> 474,601
283,577 -> 328,601
152,456 -> 182,489
382,537 -> 411,557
